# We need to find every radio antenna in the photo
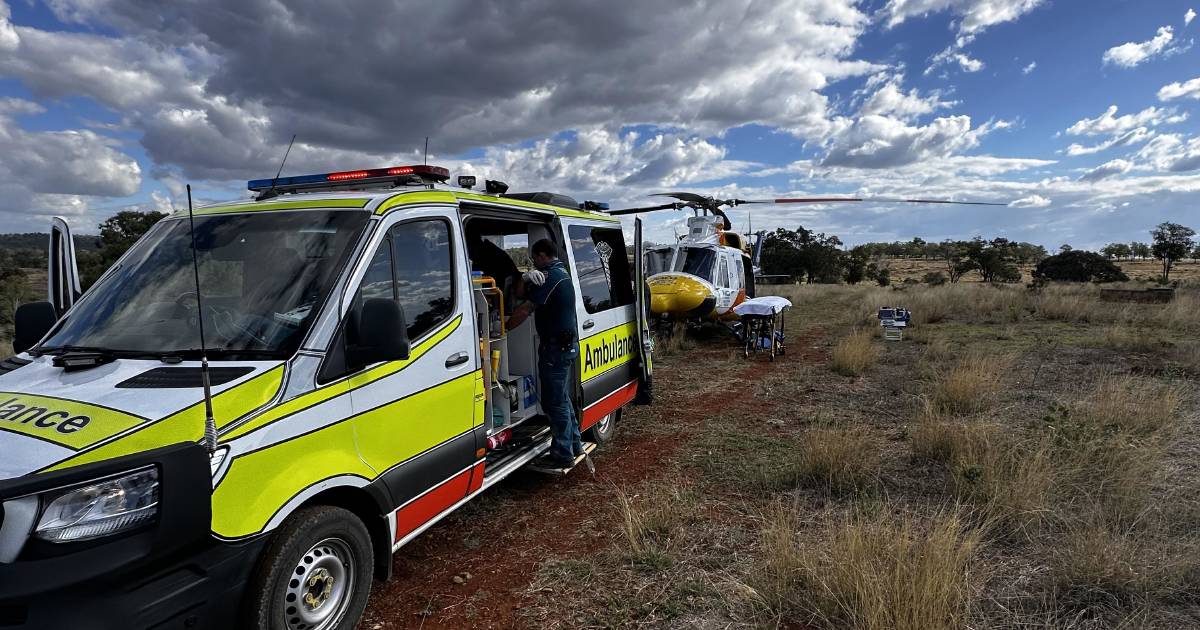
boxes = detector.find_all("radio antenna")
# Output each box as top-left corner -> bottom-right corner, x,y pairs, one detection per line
424,136 -> 429,166
256,134 -> 297,201
187,184 -> 217,452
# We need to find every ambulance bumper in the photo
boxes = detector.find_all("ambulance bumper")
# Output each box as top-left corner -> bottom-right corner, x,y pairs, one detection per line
0,535 -> 267,629
0,443 -> 265,629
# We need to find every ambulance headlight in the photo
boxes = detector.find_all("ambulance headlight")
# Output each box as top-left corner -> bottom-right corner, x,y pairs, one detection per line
34,468 -> 159,542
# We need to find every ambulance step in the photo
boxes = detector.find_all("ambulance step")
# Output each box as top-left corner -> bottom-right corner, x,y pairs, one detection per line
527,443 -> 597,476
481,432 -> 552,492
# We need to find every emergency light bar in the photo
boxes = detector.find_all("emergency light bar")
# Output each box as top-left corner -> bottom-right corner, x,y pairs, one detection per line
247,164 -> 451,194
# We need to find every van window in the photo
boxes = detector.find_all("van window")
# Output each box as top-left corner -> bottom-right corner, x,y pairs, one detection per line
391,220 -> 454,339
568,225 -> 634,314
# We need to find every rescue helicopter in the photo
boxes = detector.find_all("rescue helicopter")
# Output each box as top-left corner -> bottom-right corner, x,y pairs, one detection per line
608,192 -> 1005,322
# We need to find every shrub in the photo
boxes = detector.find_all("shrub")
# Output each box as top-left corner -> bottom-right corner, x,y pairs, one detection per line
922,271 -> 948,286
831,329 -> 879,376
1032,250 -> 1129,283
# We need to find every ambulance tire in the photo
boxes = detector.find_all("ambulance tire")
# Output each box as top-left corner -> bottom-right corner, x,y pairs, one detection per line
585,410 -> 618,445
245,506 -> 375,630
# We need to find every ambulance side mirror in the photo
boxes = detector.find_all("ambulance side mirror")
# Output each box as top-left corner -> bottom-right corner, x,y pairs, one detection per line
348,298 -> 410,368
13,301 -> 58,355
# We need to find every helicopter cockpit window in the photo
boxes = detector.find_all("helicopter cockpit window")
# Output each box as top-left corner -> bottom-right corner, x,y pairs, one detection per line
673,247 -> 717,282
645,247 -> 672,276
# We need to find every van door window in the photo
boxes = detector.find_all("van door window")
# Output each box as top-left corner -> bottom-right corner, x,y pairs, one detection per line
391,220 -> 454,339
568,225 -> 634,314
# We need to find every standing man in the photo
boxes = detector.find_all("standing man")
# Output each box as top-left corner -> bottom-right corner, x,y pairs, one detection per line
506,238 -> 584,471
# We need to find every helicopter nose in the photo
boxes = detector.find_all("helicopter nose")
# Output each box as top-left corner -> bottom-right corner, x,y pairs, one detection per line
649,275 -> 716,317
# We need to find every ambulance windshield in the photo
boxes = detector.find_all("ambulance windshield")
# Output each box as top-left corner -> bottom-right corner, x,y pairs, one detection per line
40,210 -> 368,360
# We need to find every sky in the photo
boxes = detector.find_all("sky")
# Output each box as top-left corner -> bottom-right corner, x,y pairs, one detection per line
0,0 -> 1198,250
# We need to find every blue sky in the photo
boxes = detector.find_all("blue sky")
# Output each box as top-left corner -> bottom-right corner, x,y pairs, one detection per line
0,0 -> 1198,249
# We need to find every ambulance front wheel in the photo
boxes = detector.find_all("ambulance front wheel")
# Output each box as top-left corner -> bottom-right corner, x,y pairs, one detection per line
246,506 -> 375,630
586,410 -> 618,445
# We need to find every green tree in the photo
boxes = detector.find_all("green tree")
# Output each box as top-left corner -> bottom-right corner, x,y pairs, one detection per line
1129,241 -> 1151,259
760,227 -> 844,284
843,246 -> 868,285
1101,243 -> 1131,260
1032,250 -> 1129,283
1150,222 -> 1196,282
79,210 -> 167,287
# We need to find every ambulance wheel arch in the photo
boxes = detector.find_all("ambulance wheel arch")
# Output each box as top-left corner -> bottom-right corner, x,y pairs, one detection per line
246,505 -> 375,630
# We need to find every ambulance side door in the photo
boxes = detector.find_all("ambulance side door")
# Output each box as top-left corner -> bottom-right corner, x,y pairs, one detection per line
559,219 -> 639,431
342,209 -> 483,542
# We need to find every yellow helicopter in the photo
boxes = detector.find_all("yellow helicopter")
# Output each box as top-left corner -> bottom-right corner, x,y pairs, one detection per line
609,192 -> 1004,322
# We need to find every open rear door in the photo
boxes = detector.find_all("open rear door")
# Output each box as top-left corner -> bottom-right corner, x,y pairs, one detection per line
48,217 -> 82,316
633,217 -> 653,404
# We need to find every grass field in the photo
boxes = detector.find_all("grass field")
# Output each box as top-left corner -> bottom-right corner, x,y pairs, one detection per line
430,281 -> 1197,630
886,258 -> 1200,284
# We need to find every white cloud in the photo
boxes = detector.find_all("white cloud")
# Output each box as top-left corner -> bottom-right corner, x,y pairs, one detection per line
1133,134 -> 1200,172
1079,158 -> 1133,182
881,0 -> 1045,37
1022,61 -> 1037,74
1065,105 -> 1186,136
1064,127 -> 1154,156
0,0 -> 17,52
1186,8 -> 1196,25
821,115 -> 1006,168
1010,194 -> 1051,208
1158,76 -> 1200,101
1102,26 -> 1181,67
858,77 -> 955,120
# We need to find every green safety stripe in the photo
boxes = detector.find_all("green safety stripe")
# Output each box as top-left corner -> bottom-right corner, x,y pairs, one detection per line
374,190 -> 619,223
42,365 -> 286,472
177,198 -> 372,217
221,315 -> 463,441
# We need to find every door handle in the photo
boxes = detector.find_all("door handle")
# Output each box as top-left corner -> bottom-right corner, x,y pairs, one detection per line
582,320 -> 595,330
445,352 -> 469,368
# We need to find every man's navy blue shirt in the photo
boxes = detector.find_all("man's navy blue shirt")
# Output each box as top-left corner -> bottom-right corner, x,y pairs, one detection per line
529,260 -> 578,341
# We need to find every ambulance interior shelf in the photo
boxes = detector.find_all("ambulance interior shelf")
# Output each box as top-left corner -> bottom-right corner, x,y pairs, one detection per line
473,273 -> 540,436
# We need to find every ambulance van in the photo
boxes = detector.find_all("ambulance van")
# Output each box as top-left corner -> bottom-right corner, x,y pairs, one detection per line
0,165 -> 654,630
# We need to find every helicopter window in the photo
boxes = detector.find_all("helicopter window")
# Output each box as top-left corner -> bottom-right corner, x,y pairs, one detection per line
568,225 -> 634,314
716,256 -> 729,288
645,248 -> 672,276
673,247 -> 716,282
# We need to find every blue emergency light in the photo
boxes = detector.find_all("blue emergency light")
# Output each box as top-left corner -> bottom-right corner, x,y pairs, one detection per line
247,164 -> 450,194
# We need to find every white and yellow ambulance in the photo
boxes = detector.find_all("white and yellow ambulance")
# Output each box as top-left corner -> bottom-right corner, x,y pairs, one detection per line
0,165 -> 653,630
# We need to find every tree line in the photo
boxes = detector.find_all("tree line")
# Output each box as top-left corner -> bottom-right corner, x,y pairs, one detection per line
760,222 -> 1197,286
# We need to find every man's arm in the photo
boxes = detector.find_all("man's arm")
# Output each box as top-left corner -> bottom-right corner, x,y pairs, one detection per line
506,301 -> 535,330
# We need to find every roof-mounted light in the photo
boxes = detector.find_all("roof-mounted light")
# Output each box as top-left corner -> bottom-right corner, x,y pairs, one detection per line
248,164 -> 451,195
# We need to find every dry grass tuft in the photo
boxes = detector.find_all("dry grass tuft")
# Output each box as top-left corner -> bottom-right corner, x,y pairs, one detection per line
1072,374 -> 1183,438
830,329 -> 880,376
929,351 -> 1014,415
752,505 -> 982,630
793,427 -> 880,496
615,481 -> 697,568
1099,326 -> 1164,354
1049,512 -> 1200,611
655,323 -> 694,357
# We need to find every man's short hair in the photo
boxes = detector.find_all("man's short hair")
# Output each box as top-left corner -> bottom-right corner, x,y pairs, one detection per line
531,238 -> 558,259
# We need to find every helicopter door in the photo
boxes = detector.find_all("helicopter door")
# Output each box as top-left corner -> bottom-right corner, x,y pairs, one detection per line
634,217 -> 653,404
714,253 -> 735,311
48,216 -> 82,317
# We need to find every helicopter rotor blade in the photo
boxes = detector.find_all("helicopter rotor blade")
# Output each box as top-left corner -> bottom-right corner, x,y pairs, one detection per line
650,192 -> 713,205
606,202 -> 683,216
733,197 -> 1006,206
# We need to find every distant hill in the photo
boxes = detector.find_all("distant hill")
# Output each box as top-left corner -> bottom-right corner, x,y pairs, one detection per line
0,232 -> 101,252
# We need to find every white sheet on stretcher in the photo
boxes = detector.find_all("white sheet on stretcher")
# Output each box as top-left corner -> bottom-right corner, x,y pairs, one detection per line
733,296 -> 793,316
